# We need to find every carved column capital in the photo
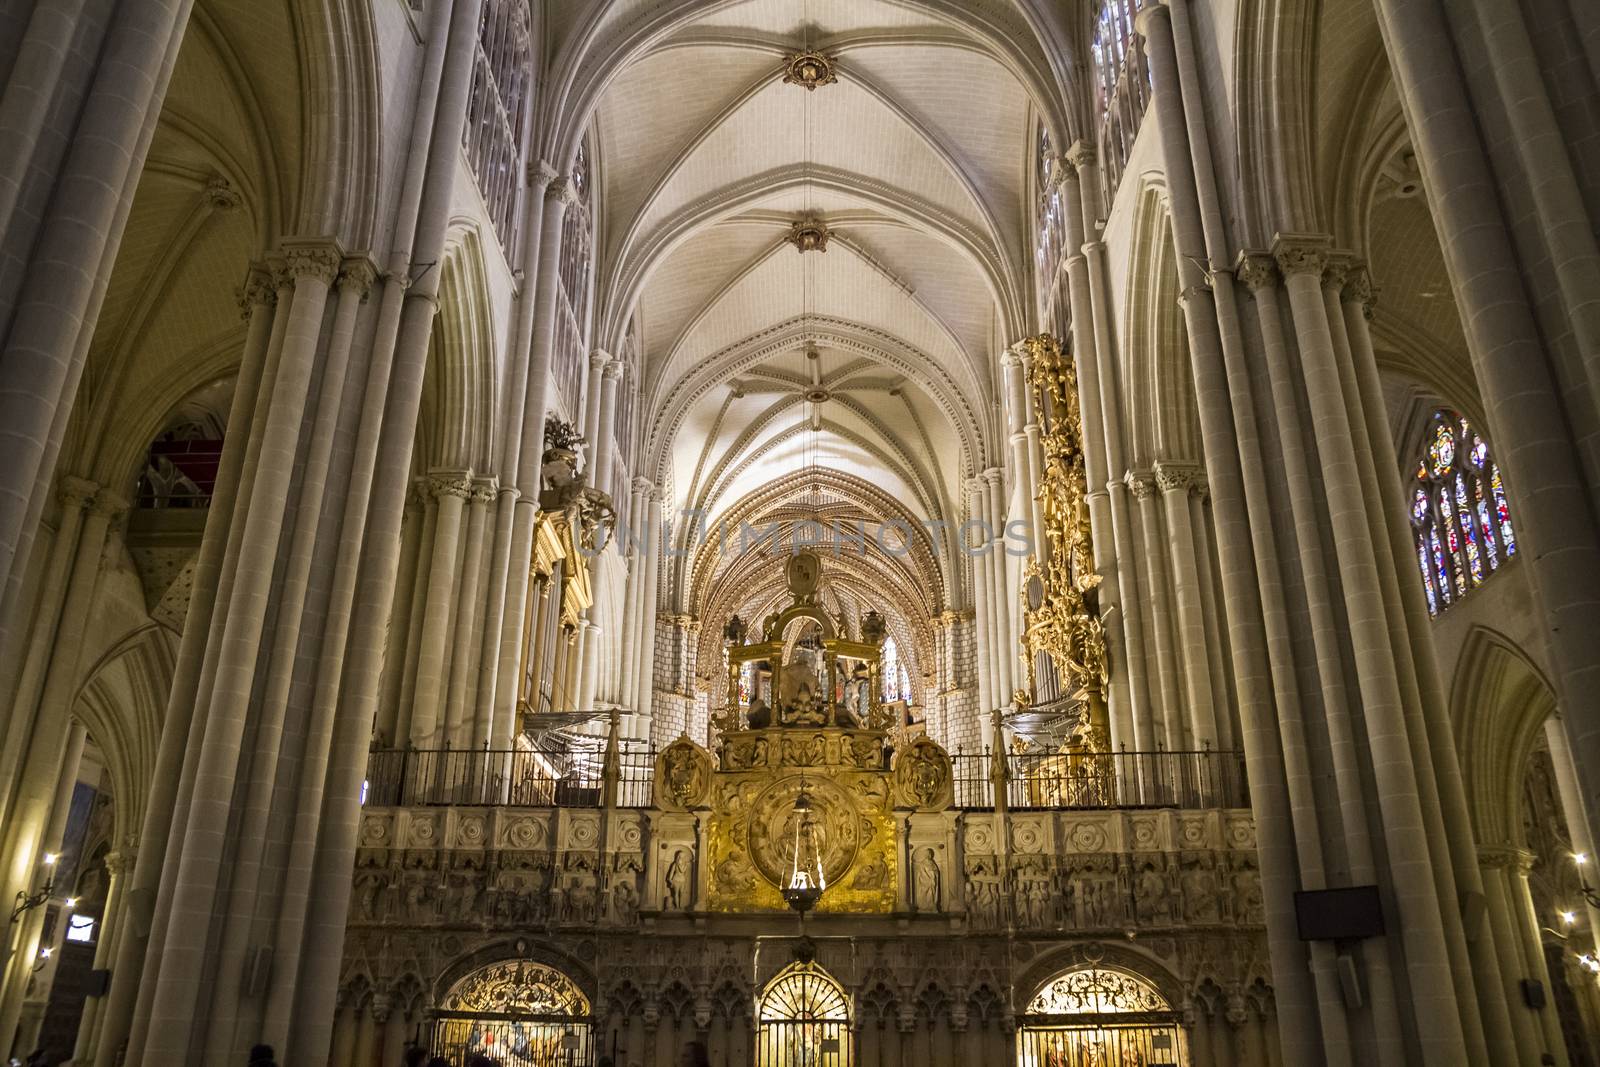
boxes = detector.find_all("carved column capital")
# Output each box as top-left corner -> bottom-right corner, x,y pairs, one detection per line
590,348 -> 612,372
425,471 -> 475,501
1270,232 -> 1332,278
90,488 -> 130,520
1322,250 -> 1356,292
1233,251 -> 1278,293
1477,844 -> 1535,872
1342,263 -> 1377,316
1154,462 -> 1206,496
236,262 -> 278,317
337,255 -> 381,297
57,476 -> 99,510
279,239 -> 344,284
1064,140 -> 1097,172
602,359 -> 626,382
470,477 -> 499,505
1124,470 -> 1159,501
545,177 -> 575,205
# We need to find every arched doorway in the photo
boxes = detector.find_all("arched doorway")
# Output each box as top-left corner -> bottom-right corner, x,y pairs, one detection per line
1017,967 -> 1184,1066
756,962 -> 853,1066
429,960 -> 593,1065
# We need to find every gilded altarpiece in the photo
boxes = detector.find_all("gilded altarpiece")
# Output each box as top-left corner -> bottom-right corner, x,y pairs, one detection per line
704,728 -> 898,914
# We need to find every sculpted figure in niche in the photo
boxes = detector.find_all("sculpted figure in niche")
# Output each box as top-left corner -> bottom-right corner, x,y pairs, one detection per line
913,848 -> 941,912
1138,863 -> 1171,924
665,849 -> 691,911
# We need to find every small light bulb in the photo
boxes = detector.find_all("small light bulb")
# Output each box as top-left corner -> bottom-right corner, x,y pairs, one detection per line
38,948 -> 51,960
1563,911 -> 1578,925
1577,853 -> 1590,865
64,897 -> 77,909
42,853 -> 56,866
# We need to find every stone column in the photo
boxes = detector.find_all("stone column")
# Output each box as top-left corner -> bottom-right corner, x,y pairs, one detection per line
446,479 -> 495,749
593,360 -> 623,498
633,488 -> 662,731
134,240 -> 339,1061
68,846 -> 133,1066
1545,717 -> 1600,954
93,262 -> 278,1067
1476,848 -> 1558,1064
391,479 -> 437,748
0,487 -> 119,1047
1370,0 -> 1600,851
1135,7 -> 1334,1058
0,0 -> 195,661
576,619 -> 601,714
1155,462 -> 1218,749
581,349 -> 608,456
281,0 -> 488,1054
1126,470 -> 1184,750
408,470 -> 473,748
965,479 -> 995,718
0,475 -> 95,817
377,482 -> 427,746
1056,156 -> 1137,745
983,466 -> 1014,706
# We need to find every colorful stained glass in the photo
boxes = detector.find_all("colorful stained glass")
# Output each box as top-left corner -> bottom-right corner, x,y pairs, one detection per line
1476,497 -> 1499,569
1410,409 -> 1515,612
1417,536 -> 1438,615
1430,526 -> 1453,605
1412,488 -> 1430,526
1429,423 -> 1455,477
1491,465 -> 1516,554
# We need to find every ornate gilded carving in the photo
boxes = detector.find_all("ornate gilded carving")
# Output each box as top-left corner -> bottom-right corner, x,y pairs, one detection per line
786,217 -> 830,254
781,49 -> 839,90
1015,333 -> 1109,744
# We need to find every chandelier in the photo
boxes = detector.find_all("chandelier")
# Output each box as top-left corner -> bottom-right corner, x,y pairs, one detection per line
781,785 -> 827,913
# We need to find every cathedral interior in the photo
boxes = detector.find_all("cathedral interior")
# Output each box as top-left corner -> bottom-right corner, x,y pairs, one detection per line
2,0 -> 1600,1064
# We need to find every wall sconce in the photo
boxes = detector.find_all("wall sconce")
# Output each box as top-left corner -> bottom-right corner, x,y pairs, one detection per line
10,853 -> 57,924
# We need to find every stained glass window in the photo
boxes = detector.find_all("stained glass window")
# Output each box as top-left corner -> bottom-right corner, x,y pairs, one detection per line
1409,409 -> 1516,615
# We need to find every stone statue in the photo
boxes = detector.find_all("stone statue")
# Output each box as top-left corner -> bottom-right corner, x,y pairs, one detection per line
913,848 -> 941,912
665,849 -> 690,911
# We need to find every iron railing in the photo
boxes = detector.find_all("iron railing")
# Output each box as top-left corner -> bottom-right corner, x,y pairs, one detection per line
363,743 -> 656,809
366,745 -> 1245,813
950,749 -> 1248,811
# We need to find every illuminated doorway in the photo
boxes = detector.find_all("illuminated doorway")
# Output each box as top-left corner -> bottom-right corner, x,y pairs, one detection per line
1016,967 -> 1184,1067
755,962 -> 854,1066
429,959 -> 594,1066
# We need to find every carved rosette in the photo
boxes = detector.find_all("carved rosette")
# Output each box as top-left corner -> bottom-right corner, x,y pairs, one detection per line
781,49 -> 839,90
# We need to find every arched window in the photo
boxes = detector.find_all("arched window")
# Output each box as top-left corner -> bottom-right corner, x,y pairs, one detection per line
1019,966 -> 1184,1066
757,962 -> 853,1066
431,959 -> 593,1063
1409,409 -> 1517,615
1090,0 -> 1151,202
463,0 -> 532,248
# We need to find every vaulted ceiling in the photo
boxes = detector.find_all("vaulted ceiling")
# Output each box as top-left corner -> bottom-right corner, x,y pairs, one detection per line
563,0 -> 1063,648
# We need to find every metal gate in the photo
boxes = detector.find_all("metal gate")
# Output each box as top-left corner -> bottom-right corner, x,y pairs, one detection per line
754,1018 -> 853,1066
428,1013 -> 596,1067
1016,1021 -> 1182,1067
